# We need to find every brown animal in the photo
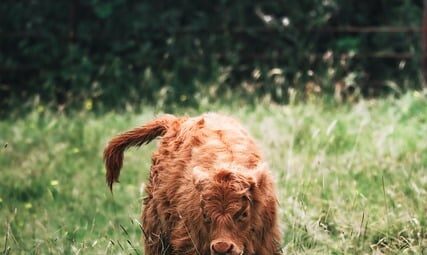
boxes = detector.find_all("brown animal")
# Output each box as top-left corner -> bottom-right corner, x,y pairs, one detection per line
104,113 -> 281,255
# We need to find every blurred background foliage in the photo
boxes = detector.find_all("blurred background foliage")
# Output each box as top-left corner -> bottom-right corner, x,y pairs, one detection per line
0,0 -> 423,115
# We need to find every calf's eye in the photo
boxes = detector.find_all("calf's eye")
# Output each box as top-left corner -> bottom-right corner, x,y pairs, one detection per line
237,211 -> 248,222
203,213 -> 211,224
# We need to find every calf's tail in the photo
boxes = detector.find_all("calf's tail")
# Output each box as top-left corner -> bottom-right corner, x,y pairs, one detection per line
103,115 -> 176,190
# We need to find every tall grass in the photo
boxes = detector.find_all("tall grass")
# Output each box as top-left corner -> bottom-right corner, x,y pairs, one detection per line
1,92 -> 426,254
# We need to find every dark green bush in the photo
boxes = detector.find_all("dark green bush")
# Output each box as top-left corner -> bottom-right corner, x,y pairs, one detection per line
0,0 -> 423,114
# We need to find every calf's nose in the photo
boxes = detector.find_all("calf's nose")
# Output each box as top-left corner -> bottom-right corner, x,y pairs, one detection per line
211,240 -> 234,254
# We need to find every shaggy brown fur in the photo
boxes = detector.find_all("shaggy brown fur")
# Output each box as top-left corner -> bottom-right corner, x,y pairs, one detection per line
104,113 -> 281,255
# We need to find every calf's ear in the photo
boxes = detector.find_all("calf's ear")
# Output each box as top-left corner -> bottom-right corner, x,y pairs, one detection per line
250,163 -> 270,190
249,164 -> 281,254
192,166 -> 209,191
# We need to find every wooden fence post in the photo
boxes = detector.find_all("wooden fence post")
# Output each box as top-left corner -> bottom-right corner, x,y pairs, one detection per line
423,0 -> 427,86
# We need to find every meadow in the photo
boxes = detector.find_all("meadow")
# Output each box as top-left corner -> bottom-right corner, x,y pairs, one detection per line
1,93 -> 426,254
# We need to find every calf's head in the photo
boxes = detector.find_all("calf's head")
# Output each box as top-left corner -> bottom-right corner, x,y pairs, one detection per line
193,166 -> 274,255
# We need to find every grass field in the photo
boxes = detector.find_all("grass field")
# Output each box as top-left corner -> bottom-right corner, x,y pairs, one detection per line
1,93 -> 427,254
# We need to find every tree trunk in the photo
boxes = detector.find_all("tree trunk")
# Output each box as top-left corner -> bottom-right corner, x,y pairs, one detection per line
68,0 -> 79,44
